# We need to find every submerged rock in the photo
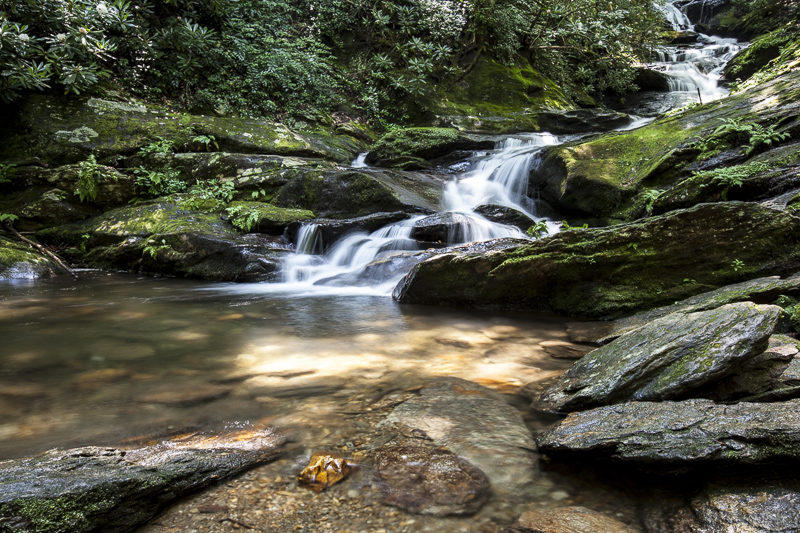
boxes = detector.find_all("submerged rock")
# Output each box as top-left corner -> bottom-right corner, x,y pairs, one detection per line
473,204 -> 538,233
506,506 -> 639,533
0,429 -> 285,533
372,446 -> 490,516
534,303 -> 782,413
394,202 -> 800,318
410,212 -> 477,244
378,377 -> 539,496
537,399 -> 800,463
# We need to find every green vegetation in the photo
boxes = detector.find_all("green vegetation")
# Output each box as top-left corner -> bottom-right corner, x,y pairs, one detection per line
526,220 -> 550,239
143,238 -> 172,260
0,0 -> 663,125
0,163 -> 16,183
642,189 -> 664,215
226,204 -> 261,232
694,161 -> 771,200
693,118 -> 790,159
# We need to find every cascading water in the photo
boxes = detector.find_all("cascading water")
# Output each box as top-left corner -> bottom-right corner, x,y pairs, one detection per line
271,133 -> 562,295
650,0 -> 743,108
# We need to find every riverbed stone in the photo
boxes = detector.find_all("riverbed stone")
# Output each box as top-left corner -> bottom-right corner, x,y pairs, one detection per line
537,399 -> 800,463
371,446 -> 490,516
393,202 -> 800,318
506,506 -> 639,533
410,212 -> 477,244
0,429 -> 285,533
378,377 -> 539,496
474,204 -> 538,232
534,303 -> 781,413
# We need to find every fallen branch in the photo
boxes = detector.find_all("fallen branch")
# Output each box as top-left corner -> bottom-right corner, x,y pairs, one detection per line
2,221 -> 78,277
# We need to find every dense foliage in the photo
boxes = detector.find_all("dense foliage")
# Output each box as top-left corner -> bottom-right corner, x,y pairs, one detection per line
0,0 -> 677,121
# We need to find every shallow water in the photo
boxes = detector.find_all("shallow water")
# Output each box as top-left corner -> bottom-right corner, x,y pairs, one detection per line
0,271 -> 579,461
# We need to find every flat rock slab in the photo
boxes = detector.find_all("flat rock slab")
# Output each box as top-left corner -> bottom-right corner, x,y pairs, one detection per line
537,399 -> 800,463
379,377 -> 539,496
506,506 -> 639,533
534,303 -> 781,413
372,446 -> 490,516
0,429 -> 285,533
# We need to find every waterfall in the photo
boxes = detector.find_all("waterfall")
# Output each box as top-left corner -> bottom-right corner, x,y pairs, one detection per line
648,0 -> 743,106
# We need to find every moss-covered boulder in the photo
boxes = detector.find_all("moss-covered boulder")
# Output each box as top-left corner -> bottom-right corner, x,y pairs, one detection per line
365,128 -> 493,170
0,235 -> 60,279
534,302 -> 782,413
274,168 -> 444,218
224,201 -> 314,234
412,55 -> 576,134
0,429 -> 284,533
393,202 -> 800,318
0,96 -> 366,166
36,201 -> 291,281
532,69 -> 800,221
724,29 -> 790,82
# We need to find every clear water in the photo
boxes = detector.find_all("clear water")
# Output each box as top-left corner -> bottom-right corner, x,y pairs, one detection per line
0,272 -> 578,461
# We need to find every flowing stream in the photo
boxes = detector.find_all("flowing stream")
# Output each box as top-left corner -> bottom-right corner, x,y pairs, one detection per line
0,1 -> 746,531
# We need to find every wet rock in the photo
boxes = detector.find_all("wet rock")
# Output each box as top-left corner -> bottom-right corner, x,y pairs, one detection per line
372,446 -> 490,515
682,0 -> 727,24
537,399 -> 800,463
506,506 -> 639,533
0,429 -> 285,533
410,212 -> 477,244
394,203 -> 800,318
474,204 -> 538,232
365,128 -> 493,170
379,377 -> 539,496
582,275 -> 800,344
0,236 -> 60,280
534,303 -> 781,413
284,211 -> 413,249
690,483 -> 800,532
633,68 -> 672,92
539,340 -> 593,359
666,30 -> 700,44
536,109 -> 632,135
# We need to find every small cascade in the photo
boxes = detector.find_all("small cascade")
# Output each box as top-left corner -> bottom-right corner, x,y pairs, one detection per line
269,133 -> 562,294
351,152 -> 368,168
647,0 -> 743,108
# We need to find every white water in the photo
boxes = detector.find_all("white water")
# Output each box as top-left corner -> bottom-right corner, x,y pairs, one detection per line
260,133 -> 563,296
650,0 -> 743,105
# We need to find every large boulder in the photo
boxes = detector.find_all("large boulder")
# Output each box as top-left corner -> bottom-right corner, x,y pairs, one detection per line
394,202 -> 800,318
365,128 -> 493,170
36,201 -> 291,281
536,399 -> 800,463
533,303 -> 782,413
0,429 -> 285,533
531,69 -> 800,221
378,378 -> 539,497
0,96 -> 365,166
273,169 -> 444,218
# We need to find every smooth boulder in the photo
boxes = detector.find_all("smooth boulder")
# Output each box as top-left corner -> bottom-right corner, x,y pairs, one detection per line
394,202 -> 800,318
372,446 -> 490,516
537,399 -> 800,463
0,429 -> 285,533
534,303 -> 782,413
378,377 -> 539,496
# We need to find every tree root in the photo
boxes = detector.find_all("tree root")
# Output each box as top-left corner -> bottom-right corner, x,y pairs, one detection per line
2,221 -> 78,277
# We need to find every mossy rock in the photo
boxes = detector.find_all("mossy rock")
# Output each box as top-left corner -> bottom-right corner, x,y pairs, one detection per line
411,55 -> 576,134
724,29 -> 790,82
365,128 -> 493,169
35,201 -> 289,281
0,235 -> 60,279
273,168 -> 443,218
532,69 -> 800,220
0,96 -> 366,167
394,202 -> 800,319
224,201 -> 314,234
